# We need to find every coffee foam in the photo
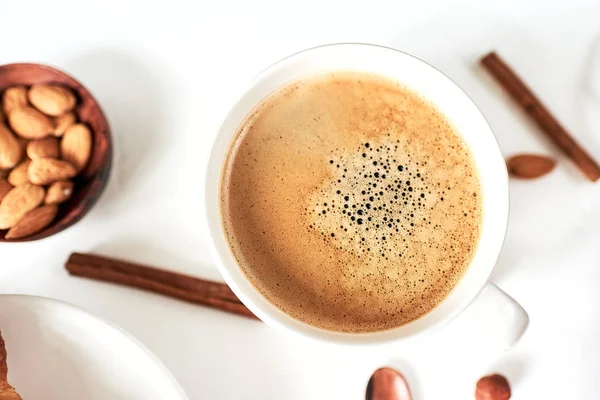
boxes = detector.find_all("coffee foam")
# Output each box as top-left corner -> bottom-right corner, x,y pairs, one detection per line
220,72 -> 482,333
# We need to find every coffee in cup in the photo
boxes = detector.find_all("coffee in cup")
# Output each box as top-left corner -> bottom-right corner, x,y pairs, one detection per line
219,71 -> 482,333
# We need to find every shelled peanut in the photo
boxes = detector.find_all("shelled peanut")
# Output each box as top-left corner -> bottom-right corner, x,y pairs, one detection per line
0,84 -> 92,239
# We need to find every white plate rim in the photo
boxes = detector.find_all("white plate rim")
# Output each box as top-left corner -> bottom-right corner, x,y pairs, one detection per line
0,294 -> 189,400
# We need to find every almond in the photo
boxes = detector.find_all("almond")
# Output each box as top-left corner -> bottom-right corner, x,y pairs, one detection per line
476,374 -> 511,400
27,137 -> 59,160
8,107 -> 54,139
0,123 -> 23,169
0,179 -> 12,202
5,204 -> 58,239
28,158 -> 76,185
507,154 -> 556,179
7,160 -> 31,186
2,86 -> 28,116
61,123 -> 92,172
53,111 -> 76,137
28,84 -> 76,117
45,180 -> 73,205
0,182 -> 45,229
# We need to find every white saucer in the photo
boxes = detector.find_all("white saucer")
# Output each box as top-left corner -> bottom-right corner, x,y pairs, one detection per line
0,295 -> 188,400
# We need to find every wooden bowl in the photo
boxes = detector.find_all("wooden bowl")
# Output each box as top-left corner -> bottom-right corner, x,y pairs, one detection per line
0,63 -> 112,242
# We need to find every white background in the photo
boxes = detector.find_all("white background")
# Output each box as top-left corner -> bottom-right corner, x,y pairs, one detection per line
1,0 -> 600,398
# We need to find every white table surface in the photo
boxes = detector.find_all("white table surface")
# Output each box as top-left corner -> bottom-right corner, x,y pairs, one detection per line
1,0 -> 600,398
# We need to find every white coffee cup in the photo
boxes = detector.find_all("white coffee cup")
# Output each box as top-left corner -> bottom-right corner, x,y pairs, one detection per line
205,43 -> 528,348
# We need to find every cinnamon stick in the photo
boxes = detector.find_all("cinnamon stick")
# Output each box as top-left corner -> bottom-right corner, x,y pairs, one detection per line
66,252 -> 258,320
481,52 -> 600,181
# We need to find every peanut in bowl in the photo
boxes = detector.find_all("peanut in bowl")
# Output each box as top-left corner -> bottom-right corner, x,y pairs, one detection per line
0,63 -> 112,242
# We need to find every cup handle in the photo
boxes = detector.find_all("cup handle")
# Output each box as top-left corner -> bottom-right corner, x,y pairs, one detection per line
468,282 -> 529,350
